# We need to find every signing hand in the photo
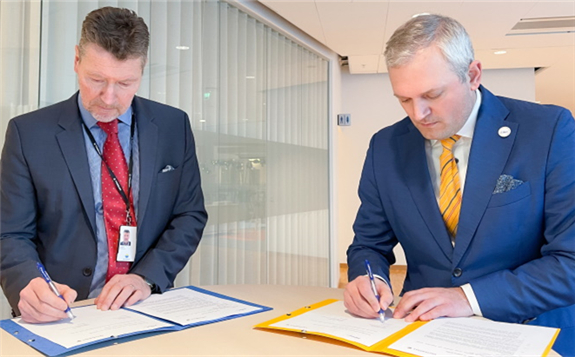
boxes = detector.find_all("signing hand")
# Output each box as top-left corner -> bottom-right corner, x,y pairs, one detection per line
344,275 -> 393,319
393,287 -> 473,322
18,277 -> 77,323
95,274 -> 151,311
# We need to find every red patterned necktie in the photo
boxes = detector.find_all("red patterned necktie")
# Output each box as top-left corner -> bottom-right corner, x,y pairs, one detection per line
98,119 -> 135,281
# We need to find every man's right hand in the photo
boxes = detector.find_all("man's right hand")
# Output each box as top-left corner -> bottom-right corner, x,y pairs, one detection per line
343,275 -> 393,318
18,277 -> 77,323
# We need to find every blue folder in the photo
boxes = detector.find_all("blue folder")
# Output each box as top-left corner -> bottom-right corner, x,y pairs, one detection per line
0,286 -> 272,356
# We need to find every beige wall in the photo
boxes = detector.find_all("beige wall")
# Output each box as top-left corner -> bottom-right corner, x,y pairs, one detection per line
336,67 -> 536,265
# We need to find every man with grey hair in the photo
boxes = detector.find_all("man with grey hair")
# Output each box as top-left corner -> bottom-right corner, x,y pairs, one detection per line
344,14 -> 574,355
1,7 -> 207,324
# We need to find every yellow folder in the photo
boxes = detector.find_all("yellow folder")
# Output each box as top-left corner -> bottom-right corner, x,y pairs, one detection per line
254,299 -> 426,356
254,299 -> 559,357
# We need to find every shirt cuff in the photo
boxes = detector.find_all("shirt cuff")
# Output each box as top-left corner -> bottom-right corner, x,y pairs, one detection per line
372,274 -> 391,292
461,283 -> 483,316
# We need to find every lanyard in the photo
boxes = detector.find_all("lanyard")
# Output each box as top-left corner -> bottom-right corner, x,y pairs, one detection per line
82,113 -> 136,225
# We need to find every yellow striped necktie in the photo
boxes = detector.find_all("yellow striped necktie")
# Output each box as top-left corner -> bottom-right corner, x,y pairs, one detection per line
439,135 -> 461,242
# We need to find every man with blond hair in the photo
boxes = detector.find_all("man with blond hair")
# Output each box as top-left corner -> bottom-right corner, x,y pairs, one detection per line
345,14 -> 575,356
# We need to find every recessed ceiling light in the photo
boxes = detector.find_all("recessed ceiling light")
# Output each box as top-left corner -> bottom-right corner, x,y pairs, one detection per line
494,50 -> 507,55
176,46 -> 190,50
246,76 -> 255,79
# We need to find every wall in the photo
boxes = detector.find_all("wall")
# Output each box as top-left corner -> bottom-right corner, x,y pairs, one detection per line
337,67 -> 536,265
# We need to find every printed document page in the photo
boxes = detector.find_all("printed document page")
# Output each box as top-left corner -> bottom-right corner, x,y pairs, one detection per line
127,288 -> 261,326
389,317 -> 558,357
13,305 -> 172,349
270,300 -> 411,347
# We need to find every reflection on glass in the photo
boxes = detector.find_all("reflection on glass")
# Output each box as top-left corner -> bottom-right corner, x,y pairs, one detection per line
35,0 -> 330,288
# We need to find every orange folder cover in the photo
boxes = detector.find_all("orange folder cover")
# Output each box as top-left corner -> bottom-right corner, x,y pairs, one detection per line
254,299 -> 559,357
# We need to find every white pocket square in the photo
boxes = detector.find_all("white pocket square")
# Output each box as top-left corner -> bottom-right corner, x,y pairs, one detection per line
493,174 -> 524,194
161,165 -> 175,173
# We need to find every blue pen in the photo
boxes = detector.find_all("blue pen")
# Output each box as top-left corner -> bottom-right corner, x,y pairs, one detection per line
364,259 -> 386,323
36,262 -> 75,319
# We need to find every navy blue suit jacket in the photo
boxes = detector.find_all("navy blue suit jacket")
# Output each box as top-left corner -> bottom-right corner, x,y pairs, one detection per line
347,86 -> 575,356
1,93 -> 207,314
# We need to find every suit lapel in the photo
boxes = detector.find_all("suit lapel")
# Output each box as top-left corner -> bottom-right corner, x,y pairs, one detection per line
398,124 -> 454,260
55,93 -> 97,235
453,87 -> 517,267
132,97 -> 158,224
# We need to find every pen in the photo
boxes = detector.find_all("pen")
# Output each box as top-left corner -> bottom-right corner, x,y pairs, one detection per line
364,259 -> 386,323
36,262 -> 75,320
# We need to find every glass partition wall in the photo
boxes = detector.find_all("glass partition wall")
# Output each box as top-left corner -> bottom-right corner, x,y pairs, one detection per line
1,0 -> 330,295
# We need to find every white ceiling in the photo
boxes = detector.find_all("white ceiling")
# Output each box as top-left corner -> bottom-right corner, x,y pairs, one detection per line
258,0 -> 575,113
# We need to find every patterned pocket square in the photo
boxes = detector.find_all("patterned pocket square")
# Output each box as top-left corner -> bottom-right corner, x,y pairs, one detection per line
161,165 -> 175,173
493,174 -> 524,194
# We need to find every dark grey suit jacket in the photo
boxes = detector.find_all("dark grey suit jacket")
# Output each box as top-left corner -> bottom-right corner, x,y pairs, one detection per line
0,93 -> 208,314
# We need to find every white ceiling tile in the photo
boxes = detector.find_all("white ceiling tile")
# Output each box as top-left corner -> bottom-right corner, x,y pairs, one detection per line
476,48 -> 553,69
259,1 -> 326,43
524,0 -> 574,19
383,2 -> 465,46
456,2 -> 538,48
316,2 -> 390,55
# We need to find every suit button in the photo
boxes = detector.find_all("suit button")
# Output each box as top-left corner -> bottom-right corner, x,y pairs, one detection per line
82,268 -> 93,277
453,268 -> 462,278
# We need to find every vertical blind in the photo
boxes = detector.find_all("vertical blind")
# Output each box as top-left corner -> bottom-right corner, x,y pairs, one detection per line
0,1 -> 41,150
0,0 -> 330,318
0,0 -> 42,319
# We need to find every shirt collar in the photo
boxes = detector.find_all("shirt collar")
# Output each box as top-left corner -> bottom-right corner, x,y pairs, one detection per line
457,88 -> 481,139
430,88 -> 481,145
77,94 -> 133,129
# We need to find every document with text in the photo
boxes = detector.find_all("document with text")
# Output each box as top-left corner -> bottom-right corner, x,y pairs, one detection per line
1,286 -> 271,357
11,306 -> 173,349
255,299 -> 559,357
268,300 -> 410,347
388,317 -> 559,357
126,288 -> 263,325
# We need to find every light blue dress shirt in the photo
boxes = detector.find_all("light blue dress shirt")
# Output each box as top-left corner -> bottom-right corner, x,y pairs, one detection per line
77,96 -> 140,298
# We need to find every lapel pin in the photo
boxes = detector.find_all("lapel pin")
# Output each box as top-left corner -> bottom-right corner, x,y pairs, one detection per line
498,126 -> 511,138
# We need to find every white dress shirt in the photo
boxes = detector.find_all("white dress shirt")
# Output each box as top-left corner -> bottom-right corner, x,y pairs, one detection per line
424,89 -> 483,316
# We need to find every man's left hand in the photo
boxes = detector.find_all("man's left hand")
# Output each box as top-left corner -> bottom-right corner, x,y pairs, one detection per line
94,274 -> 151,311
393,287 -> 473,322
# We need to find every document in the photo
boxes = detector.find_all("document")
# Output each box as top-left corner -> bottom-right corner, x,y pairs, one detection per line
12,305 -> 173,349
388,317 -> 559,357
256,299 -> 559,357
270,300 -> 411,347
1,286 -> 271,357
127,288 -> 262,325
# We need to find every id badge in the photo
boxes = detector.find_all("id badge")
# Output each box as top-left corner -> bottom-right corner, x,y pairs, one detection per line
117,225 -> 137,262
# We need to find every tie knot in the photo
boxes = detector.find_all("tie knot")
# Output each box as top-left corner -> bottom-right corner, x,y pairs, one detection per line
440,135 -> 461,151
98,119 -> 119,135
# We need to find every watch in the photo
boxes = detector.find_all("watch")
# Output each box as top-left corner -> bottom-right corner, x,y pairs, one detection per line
138,275 -> 159,293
